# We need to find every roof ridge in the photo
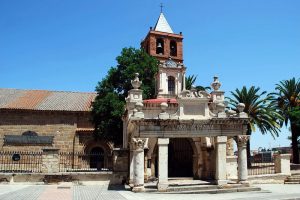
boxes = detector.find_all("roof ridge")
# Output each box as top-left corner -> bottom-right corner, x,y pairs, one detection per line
0,88 -> 97,94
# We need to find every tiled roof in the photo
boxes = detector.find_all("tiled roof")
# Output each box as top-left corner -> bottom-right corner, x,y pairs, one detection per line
0,88 -> 97,112
154,13 -> 174,33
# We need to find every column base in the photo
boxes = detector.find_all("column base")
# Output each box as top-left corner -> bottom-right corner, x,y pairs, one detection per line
215,180 -> 228,185
238,180 -> 250,186
132,186 -> 145,192
157,182 -> 168,192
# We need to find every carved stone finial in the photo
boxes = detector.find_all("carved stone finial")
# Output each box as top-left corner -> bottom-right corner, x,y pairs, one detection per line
133,102 -> 144,118
131,73 -> 142,89
211,76 -> 221,91
161,102 -> 168,112
234,135 -> 250,147
237,103 -> 245,113
159,102 -> 169,119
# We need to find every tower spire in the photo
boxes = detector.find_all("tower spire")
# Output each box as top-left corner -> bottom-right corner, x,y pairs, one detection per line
160,3 -> 163,13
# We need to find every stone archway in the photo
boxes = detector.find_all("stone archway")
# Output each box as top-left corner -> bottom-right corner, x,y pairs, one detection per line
168,138 -> 194,177
83,140 -> 114,170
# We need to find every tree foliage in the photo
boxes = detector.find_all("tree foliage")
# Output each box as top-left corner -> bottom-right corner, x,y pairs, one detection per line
269,78 -> 300,163
185,75 -> 211,91
227,86 -> 283,167
92,47 -> 159,145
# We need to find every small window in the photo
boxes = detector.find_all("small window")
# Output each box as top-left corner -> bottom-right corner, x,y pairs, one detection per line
156,38 -> 164,55
168,76 -> 175,95
170,40 -> 177,57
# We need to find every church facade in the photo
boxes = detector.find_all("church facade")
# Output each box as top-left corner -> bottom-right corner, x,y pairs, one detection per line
123,12 -> 250,192
0,12 -> 251,189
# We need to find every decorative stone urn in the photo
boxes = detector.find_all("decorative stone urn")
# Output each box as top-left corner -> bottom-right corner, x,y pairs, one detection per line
131,73 -> 142,89
211,76 -> 221,91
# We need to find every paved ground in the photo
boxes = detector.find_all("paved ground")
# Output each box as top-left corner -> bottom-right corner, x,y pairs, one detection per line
0,184 -> 299,200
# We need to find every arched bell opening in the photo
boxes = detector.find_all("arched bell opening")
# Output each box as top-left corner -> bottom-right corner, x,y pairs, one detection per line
156,38 -> 164,55
170,40 -> 177,57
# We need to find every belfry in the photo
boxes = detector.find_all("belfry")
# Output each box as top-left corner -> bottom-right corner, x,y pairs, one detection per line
123,11 -> 251,192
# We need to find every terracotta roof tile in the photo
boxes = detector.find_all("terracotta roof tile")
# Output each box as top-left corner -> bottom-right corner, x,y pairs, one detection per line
0,88 -> 97,112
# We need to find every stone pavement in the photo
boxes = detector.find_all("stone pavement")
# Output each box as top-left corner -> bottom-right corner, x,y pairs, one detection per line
0,184 -> 299,200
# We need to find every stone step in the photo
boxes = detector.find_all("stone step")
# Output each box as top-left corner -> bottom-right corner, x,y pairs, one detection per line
286,177 -> 300,181
284,181 -> 300,184
153,187 -> 261,194
167,185 -> 218,192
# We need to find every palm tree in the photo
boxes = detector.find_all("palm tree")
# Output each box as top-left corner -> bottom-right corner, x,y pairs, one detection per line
269,78 -> 300,164
227,86 -> 282,167
185,75 -> 211,91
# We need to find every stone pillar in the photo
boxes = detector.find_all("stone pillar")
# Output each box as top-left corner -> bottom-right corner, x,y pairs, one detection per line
131,138 -> 146,192
234,135 -> 250,184
157,138 -> 169,192
41,148 -> 59,173
129,149 -> 134,184
275,154 -> 291,175
215,136 -> 228,185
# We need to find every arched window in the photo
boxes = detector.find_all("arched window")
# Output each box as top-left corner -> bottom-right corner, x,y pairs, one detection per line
168,76 -> 175,95
156,38 -> 164,55
170,40 -> 177,57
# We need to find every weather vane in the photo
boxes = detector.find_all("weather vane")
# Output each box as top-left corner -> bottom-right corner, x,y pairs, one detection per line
160,3 -> 164,13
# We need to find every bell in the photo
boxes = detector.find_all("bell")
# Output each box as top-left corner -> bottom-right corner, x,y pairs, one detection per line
157,43 -> 162,48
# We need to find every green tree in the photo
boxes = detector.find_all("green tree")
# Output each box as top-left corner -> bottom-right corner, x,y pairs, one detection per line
269,78 -> 300,164
92,47 -> 159,145
227,86 -> 282,167
185,75 -> 211,91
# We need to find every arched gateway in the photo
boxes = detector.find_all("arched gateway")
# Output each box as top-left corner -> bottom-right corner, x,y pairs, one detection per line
123,12 -> 250,192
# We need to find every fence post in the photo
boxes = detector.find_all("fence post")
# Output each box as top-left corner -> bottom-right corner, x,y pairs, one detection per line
275,154 -> 291,175
41,148 -> 60,173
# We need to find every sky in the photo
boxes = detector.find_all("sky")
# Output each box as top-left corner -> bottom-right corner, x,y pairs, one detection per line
0,0 -> 299,150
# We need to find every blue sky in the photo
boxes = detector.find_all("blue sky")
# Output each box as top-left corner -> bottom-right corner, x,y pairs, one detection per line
0,0 -> 299,150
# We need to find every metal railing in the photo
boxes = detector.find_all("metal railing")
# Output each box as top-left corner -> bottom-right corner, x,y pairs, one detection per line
0,151 -> 42,173
59,152 -> 113,172
248,155 -> 275,175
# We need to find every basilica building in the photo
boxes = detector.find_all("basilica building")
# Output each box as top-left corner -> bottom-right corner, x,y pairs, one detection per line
0,12 -> 251,190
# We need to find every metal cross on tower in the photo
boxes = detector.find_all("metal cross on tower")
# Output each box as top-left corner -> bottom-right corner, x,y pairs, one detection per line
160,3 -> 164,13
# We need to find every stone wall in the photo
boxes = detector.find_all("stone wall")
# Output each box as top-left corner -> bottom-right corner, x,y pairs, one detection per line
0,110 -> 93,152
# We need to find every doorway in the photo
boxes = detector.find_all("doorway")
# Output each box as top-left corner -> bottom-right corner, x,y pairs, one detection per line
90,147 -> 104,170
168,138 -> 193,177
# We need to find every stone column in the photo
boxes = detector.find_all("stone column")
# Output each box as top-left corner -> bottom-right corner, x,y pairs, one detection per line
131,138 -> 146,192
129,149 -> 134,184
215,136 -> 228,185
157,138 -> 169,192
41,148 -> 59,173
234,135 -> 250,184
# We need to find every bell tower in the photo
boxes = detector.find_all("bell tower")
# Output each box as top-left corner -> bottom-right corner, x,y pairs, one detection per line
141,12 -> 183,63
141,11 -> 186,98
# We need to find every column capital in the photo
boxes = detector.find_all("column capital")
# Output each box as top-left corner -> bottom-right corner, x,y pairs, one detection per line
131,138 -> 147,151
234,135 -> 250,147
